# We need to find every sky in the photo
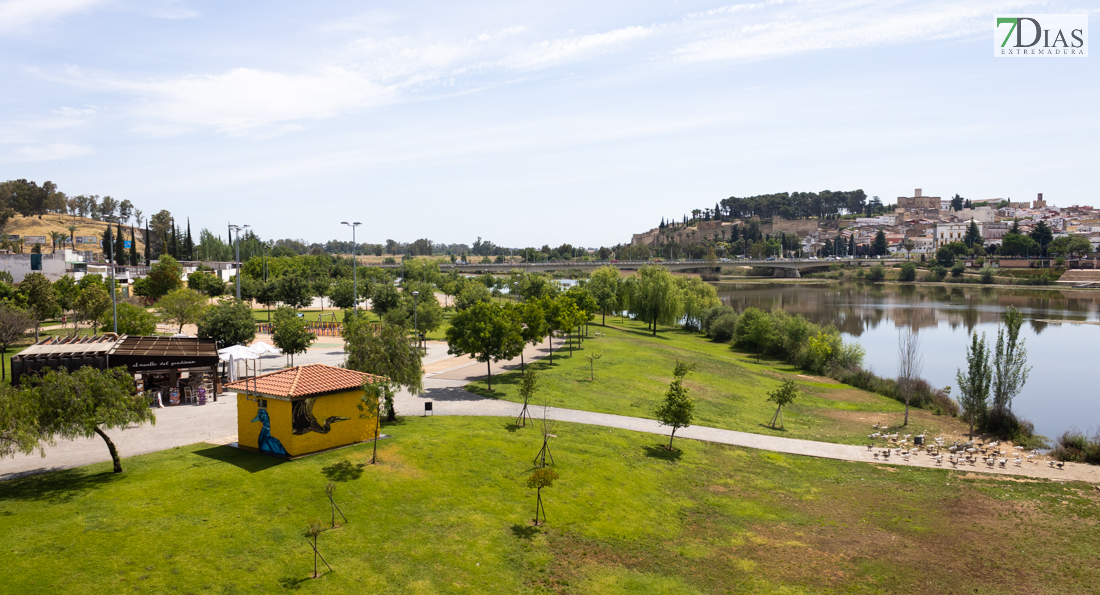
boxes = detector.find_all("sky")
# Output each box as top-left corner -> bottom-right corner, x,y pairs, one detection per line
1,0 -> 1097,249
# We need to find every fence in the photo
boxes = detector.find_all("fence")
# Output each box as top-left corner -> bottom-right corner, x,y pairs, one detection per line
255,321 -> 384,337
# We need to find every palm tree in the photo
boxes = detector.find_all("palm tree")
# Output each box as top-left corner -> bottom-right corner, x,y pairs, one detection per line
48,230 -> 65,253
67,225 -> 77,248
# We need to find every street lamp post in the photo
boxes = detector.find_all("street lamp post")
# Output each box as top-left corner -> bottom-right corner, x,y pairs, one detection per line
107,219 -> 119,334
229,224 -> 250,300
341,222 -> 362,312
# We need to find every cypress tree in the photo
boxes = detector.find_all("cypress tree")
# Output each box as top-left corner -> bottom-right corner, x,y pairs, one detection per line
114,223 -> 126,265
170,222 -> 179,259
129,226 -> 138,265
185,218 -> 194,261
102,225 -> 112,263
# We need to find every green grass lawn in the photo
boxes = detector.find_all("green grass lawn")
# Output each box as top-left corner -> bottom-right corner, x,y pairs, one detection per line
466,319 -> 968,446
1,416 -> 1097,594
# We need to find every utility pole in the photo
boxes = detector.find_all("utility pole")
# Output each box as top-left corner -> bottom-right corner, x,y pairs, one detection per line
341,222 -> 362,312
229,224 -> 250,300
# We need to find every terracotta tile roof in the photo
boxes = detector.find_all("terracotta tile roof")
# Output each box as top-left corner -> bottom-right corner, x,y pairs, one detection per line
225,364 -> 385,399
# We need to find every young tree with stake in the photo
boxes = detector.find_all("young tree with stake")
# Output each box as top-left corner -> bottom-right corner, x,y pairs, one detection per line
516,368 -> 539,427
897,327 -> 923,426
766,379 -> 799,429
526,467 -> 559,527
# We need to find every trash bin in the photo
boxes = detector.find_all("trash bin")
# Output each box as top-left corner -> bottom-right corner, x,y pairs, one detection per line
914,436 -> 924,446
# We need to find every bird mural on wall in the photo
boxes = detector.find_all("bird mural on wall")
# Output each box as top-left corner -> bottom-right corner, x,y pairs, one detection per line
250,408 -> 288,456
292,398 -> 350,435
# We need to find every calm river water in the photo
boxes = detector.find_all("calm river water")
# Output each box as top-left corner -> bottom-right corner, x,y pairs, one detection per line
716,282 -> 1100,440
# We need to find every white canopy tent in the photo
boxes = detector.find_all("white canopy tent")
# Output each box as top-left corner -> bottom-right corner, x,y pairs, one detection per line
219,345 -> 260,380
248,342 -> 281,355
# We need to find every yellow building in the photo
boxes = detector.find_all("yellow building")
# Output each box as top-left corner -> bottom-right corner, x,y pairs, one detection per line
226,364 -> 385,458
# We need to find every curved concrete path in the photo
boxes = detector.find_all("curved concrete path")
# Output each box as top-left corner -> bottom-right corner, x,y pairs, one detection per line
3,339 -> 1098,485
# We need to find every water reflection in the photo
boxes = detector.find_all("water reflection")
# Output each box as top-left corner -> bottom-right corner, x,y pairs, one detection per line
715,282 -> 1100,440
716,282 -> 1100,337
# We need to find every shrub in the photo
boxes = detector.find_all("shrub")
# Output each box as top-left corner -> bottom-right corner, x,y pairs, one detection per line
708,312 -> 739,343
1050,429 -> 1100,465
979,265 -> 995,284
701,305 -> 735,336
898,263 -> 917,282
868,264 -> 885,282
951,262 -> 965,277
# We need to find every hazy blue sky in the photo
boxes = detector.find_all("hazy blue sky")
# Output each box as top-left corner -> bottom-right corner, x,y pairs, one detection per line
2,0 -> 1096,248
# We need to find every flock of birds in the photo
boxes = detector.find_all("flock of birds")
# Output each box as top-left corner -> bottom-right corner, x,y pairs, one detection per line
865,423 -> 1065,470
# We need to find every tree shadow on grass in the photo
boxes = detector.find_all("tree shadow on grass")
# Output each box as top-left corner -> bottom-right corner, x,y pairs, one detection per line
642,445 -> 683,462
757,423 -> 789,433
192,445 -> 287,473
0,467 -> 124,503
277,576 -> 307,590
503,423 -> 524,432
511,524 -> 541,540
321,460 -> 366,482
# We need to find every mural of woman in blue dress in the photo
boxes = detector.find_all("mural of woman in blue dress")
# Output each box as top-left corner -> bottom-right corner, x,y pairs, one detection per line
250,408 -> 288,456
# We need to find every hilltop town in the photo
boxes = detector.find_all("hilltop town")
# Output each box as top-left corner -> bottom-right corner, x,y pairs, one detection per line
630,189 -> 1100,258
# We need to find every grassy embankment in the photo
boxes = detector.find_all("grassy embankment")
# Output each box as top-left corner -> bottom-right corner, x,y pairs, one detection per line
466,318 -> 972,446
2,416 -> 1098,594
6,213 -> 145,255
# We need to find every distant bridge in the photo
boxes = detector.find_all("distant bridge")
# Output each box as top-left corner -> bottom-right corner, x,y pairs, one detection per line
377,258 -> 909,278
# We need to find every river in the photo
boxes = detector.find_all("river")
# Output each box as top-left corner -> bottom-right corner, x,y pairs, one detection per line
716,282 -> 1100,441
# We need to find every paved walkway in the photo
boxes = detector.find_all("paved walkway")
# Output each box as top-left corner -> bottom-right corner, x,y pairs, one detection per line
3,338 -> 1099,484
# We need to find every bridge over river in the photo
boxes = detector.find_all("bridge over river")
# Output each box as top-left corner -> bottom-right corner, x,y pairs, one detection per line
378,258 -> 908,277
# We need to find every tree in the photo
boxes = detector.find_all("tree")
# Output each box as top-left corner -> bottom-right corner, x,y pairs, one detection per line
275,273 -> 314,309
999,233 -> 1038,257
156,288 -> 208,333
370,283 -> 402,316
872,230 -> 888,256
25,367 -> 156,473
584,352 -> 603,381
105,302 -> 157,336
357,379 -> 390,463
0,302 -> 34,381
343,317 -> 422,420
901,238 -> 915,259
629,265 -> 683,336
655,360 -> 696,450
991,306 -> 1030,419
136,254 -> 183,300
18,272 -> 58,341
868,264 -> 886,282
897,327 -> 923,426
1028,221 -> 1053,256
763,379 -> 798,429
0,383 -> 39,458
454,281 -> 491,311
735,307 -> 773,360
74,283 -> 111,335
950,193 -> 963,211
963,220 -> 983,249
197,299 -> 257,349
271,307 -> 316,366
955,331 -> 991,438
587,266 -> 620,325
935,245 -> 955,267
898,262 -> 917,282
303,518 -> 331,579
513,301 -> 548,371
516,368 -> 539,426
113,223 -> 126,265
526,467 -> 559,527
129,226 -> 138,265
312,278 -> 332,310
328,278 -> 359,310
187,271 -> 225,298
444,301 -> 523,390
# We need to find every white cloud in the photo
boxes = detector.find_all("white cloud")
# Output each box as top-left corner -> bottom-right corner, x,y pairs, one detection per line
672,0 -> 1026,62
0,0 -> 107,32
17,143 -> 94,160
503,25 -> 656,69
53,106 -> 97,116
115,67 -> 390,136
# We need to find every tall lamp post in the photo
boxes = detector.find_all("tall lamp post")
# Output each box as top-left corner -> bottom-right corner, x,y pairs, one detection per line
341,222 -> 362,312
229,224 -> 250,300
106,218 -> 120,334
